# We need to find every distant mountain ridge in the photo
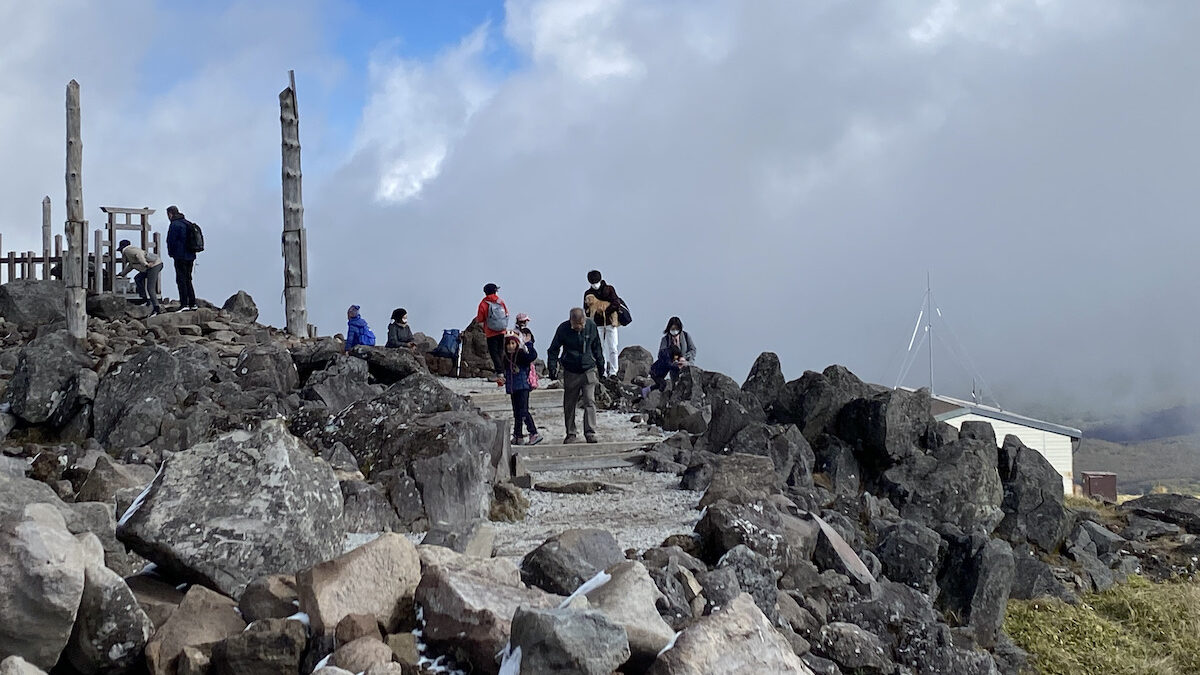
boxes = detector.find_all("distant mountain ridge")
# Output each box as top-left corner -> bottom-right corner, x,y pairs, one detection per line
1083,404 -> 1200,443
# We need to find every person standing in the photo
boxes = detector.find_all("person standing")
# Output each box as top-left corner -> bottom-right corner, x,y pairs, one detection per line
115,239 -> 164,315
500,332 -> 543,446
547,307 -> 605,444
164,205 -> 197,311
345,305 -> 376,352
583,270 -> 622,377
387,308 -> 415,349
474,283 -> 509,375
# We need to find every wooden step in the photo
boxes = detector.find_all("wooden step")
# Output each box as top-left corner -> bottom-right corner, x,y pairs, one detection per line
468,389 -> 565,413
519,452 -> 646,472
516,440 -> 652,458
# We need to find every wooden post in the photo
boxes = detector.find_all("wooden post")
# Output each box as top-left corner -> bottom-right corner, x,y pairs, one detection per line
280,70 -> 308,337
64,80 -> 87,338
41,196 -> 52,280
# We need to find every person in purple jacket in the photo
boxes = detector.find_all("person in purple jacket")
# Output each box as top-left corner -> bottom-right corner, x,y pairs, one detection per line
498,332 -> 543,446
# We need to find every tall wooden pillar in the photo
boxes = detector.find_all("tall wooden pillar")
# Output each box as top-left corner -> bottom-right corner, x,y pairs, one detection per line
41,196 -> 51,280
64,80 -> 87,339
279,70 -> 308,337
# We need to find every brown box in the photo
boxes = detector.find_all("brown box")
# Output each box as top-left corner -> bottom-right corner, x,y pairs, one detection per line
1082,471 -> 1118,503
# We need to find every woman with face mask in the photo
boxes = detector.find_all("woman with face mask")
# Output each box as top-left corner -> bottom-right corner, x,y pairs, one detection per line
387,308 -> 415,348
645,317 -> 697,395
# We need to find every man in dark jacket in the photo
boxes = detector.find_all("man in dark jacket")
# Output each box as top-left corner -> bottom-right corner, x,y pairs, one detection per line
583,270 -> 622,377
547,307 -> 605,443
164,205 -> 197,311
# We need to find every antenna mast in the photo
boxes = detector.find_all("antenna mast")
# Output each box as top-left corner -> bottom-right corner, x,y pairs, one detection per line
927,271 -> 934,395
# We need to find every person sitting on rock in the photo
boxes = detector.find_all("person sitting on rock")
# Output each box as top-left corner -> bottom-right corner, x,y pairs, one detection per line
386,308 -> 415,349
344,305 -> 376,352
499,331 -> 543,446
547,307 -> 605,444
647,345 -> 686,395
116,239 -> 164,315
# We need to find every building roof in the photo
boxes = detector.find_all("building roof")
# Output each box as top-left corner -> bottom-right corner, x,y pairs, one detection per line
929,392 -> 1082,440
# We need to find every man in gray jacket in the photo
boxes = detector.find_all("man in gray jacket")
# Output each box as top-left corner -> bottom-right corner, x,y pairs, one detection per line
547,307 -> 606,443
117,239 -> 163,315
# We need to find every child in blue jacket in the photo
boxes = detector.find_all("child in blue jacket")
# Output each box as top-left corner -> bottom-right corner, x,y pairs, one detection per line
345,305 -> 376,352
500,332 -> 543,446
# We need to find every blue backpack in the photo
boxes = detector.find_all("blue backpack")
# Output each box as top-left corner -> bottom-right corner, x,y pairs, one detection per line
431,329 -> 461,358
359,325 -> 376,347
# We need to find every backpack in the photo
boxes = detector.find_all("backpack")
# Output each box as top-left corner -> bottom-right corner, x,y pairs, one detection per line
528,361 -> 540,390
430,329 -> 461,358
359,325 -> 376,347
485,300 -> 508,332
616,299 -> 632,327
186,221 -> 205,253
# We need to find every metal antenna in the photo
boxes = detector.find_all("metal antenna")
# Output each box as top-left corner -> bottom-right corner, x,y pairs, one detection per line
927,271 -> 934,395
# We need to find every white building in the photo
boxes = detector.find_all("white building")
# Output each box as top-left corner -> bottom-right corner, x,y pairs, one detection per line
931,394 -> 1081,495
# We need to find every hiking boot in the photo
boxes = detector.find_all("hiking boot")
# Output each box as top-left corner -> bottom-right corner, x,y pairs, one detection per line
585,434 -> 598,444
512,436 -> 524,446
527,433 -> 544,446
563,434 -> 579,444
149,307 -> 161,316
188,305 -> 199,311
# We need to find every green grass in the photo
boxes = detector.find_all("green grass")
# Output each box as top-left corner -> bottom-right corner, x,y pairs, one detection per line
1005,576 -> 1200,674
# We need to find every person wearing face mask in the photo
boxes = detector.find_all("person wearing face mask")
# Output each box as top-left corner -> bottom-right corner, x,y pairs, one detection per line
547,307 -> 605,443
583,270 -> 622,378
387,308 -> 415,348
514,313 -> 535,344
658,316 -> 696,372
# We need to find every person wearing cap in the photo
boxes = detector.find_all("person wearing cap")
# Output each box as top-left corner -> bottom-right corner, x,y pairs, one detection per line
583,270 -> 622,378
115,239 -> 164,315
474,283 -> 509,375
499,331 -> 543,446
547,307 -> 605,443
387,308 -> 416,349
164,205 -> 197,311
515,312 -> 535,344
345,305 -> 376,352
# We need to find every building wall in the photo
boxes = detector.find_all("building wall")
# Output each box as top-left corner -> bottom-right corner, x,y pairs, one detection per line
943,413 -> 1074,495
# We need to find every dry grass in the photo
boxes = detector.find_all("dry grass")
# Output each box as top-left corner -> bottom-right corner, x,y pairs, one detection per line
1064,494 -> 1125,530
1005,576 -> 1200,674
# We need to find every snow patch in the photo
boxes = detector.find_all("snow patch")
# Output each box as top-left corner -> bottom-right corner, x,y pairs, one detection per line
559,569 -> 611,608
117,464 -> 164,526
287,612 -> 310,626
657,630 -> 681,657
498,644 -> 522,675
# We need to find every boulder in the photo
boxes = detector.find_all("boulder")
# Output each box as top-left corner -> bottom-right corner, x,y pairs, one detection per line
124,574 -> 186,628
703,392 -> 766,452
510,606 -> 631,675
715,544 -> 778,622
239,574 -> 299,623
959,420 -> 997,445
835,387 -> 935,472
341,480 -> 403,533
617,345 -> 653,384
649,594 -> 812,674
699,453 -> 779,508
301,355 -> 377,410
414,564 -> 561,674
6,330 -> 92,425
336,613 -> 383,645
349,345 -> 428,385
811,513 -> 875,590
1119,493 -> 1200,535
422,519 -> 496,557
0,504 -> 85,670
0,279 -> 66,329
694,499 -> 817,574
144,585 -> 246,675
878,438 -> 1003,535
221,291 -> 259,324
741,351 -> 786,412
235,342 -> 300,391
662,401 -> 710,435
117,420 -> 345,597
332,637 -> 395,673
817,622 -> 893,672
521,528 -> 626,595
93,344 -> 225,449
773,365 -> 874,441
874,519 -> 941,594
210,617 -> 307,675
298,532 -> 420,635
291,338 -> 345,383
811,434 -> 862,497
725,422 -> 816,488
584,561 -> 675,667
0,657 -> 47,675
75,454 -> 155,505
995,435 -> 1073,552
1008,547 -> 1075,603
1121,513 -> 1181,540
63,533 -> 153,674
85,293 -> 134,321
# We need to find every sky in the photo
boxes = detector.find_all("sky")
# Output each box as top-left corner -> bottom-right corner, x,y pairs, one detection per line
1,0 -> 1197,421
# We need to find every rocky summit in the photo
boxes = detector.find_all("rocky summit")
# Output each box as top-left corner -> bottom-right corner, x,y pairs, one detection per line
0,281 -> 1196,674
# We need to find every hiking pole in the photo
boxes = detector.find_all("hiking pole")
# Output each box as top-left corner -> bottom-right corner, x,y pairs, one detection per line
455,337 -> 462,378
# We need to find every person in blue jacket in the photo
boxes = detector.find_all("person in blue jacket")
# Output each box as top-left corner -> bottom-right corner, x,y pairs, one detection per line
499,331 -> 543,446
345,305 -> 376,352
164,205 -> 197,311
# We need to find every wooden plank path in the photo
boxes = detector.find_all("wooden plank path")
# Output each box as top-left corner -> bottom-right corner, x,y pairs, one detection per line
466,388 -> 654,473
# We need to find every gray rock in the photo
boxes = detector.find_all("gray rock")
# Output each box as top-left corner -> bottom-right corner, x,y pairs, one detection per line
239,574 -> 298,623
874,519 -> 941,594
1068,545 -> 1115,593
817,622 -> 893,673
332,637 -> 395,673
726,422 -> 816,488
6,330 -> 92,425
76,454 -> 155,505
301,355 -> 376,410
1121,513 -> 1181,540
117,420 -> 344,597
211,617 -> 307,675
937,533 -> 1015,648
694,498 -> 817,574
812,513 -> 875,590
422,519 -> 496,557
349,345 -> 428,385
617,345 -> 653,384
235,342 -> 300,391
1009,547 -> 1076,603
774,365 -> 874,441
124,574 -> 186,628
144,586 -> 246,675
662,401 -> 711,434
63,533 -> 153,674
1119,493 -> 1200,535
297,533 -> 421,636
1073,520 -> 1128,558
0,279 -> 66,330
522,528 -> 625,595
958,420 -> 997,445
704,392 -> 766,452
879,438 -> 1004,535
835,387 -> 935,472
511,606 -> 631,675
584,561 -> 675,667
715,544 -> 778,622
697,566 -> 742,613
699,453 -> 780,508
0,504 -> 85,670
741,351 -> 786,413
995,435 -> 1073,552
648,594 -> 813,674
0,656 -> 48,675
221,291 -> 259,324
812,434 -> 862,497
341,480 -> 403,533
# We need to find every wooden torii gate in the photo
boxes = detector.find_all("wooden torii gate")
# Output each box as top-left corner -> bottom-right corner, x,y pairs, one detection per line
94,206 -> 162,295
